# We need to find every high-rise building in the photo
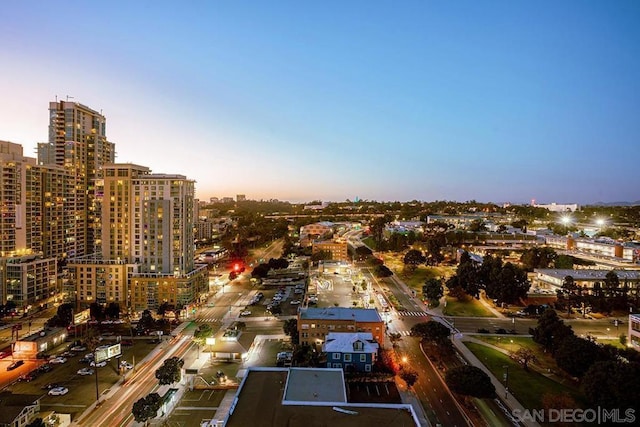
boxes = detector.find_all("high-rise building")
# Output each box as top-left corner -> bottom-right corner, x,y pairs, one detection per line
69,163 -> 207,311
43,100 -> 115,258
0,141 -> 69,306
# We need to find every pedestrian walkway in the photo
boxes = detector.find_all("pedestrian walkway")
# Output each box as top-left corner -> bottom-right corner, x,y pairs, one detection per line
452,333 -> 540,427
395,310 -> 430,317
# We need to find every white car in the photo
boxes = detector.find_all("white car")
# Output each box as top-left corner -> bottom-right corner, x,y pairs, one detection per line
120,361 -> 133,370
48,387 -> 69,396
290,300 -> 301,305
49,357 -> 67,364
70,345 -> 86,352
90,360 -> 107,368
77,368 -> 94,376
240,310 -> 251,316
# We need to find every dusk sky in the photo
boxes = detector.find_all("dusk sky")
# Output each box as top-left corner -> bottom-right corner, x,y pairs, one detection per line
1,1 -> 639,204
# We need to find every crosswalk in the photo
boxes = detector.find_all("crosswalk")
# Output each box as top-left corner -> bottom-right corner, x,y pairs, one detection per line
395,310 -> 429,317
195,317 -> 224,323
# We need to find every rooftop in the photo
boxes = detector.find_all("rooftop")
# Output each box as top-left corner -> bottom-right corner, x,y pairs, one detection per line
535,269 -> 640,281
299,307 -> 383,323
224,368 -> 419,427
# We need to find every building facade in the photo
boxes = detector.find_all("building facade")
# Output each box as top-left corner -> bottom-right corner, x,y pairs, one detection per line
297,307 -> 385,349
43,100 -> 115,258
322,332 -> 379,372
312,239 -> 349,261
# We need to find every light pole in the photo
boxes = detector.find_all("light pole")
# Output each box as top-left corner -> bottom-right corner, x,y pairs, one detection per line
503,365 -> 509,399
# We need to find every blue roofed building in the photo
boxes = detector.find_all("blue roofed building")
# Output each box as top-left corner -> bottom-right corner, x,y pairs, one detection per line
323,332 -> 379,372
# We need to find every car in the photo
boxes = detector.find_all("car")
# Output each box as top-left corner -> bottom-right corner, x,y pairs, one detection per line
49,357 -> 67,364
0,351 -> 11,360
294,289 -> 304,294
70,345 -> 87,352
79,357 -> 92,364
90,360 -> 107,368
84,353 -> 95,359
120,361 -> 133,370
61,351 -> 75,358
18,372 -> 37,382
48,387 -> 69,396
7,360 -> 24,371
120,339 -> 134,346
42,382 -> 60,390
240,310 -> 251,316
256,292 -> 264,299
290,300 -> 301,305
37,364 -> 53,373
77,368 -> 94,376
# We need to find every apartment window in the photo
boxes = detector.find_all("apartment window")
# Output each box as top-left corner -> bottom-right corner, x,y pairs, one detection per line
360,354 -> 366,362
333,353 -> 340,360
344,354 -> 351,362
365,364 -> 372,372
332,363 -> 342,368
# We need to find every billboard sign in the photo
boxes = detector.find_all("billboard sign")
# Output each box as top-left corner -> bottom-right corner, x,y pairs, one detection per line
95,343 -> 122,363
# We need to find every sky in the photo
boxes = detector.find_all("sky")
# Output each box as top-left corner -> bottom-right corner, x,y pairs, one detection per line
1,1 -> 639,205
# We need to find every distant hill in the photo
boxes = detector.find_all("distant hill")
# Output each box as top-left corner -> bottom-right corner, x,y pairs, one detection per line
590,201 -> 640,207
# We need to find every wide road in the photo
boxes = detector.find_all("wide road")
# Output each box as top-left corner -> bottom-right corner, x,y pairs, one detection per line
74,336 -> 194,427
390,318 -> 470,427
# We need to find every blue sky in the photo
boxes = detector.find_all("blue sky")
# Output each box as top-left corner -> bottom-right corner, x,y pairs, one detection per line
1,1 -> 639,204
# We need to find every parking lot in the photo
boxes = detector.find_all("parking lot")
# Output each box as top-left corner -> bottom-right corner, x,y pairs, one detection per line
3,337 -> 157,420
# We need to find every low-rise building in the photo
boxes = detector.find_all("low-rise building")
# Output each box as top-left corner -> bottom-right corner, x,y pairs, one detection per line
0,392 -> 42,427
312,239 -> 349,261
323,332 -> 379,372
298,307 -> 384,349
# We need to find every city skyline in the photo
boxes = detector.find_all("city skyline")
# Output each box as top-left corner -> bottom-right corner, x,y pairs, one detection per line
1,1 -> 639,204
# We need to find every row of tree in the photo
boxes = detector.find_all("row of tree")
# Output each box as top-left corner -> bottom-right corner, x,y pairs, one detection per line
446,252 -> 529,304
530,309 -> 640,411
132,357 -> 184,424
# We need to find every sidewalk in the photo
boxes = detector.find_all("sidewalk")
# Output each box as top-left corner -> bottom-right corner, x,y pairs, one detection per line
452,333 -> 540,427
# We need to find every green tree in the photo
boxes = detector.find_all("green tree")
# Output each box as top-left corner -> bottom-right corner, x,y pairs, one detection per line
529,308 -> 574,354
410,321 -> 451,346
155,357 -> 184,385
555,335 -> 606,378
582,361 -> 640,410
283,319 -> 299,345
445,365 -> 496,398
399,368 -> 419,388
403,249 -> 425,271
193,324 -> 213,346
132,392 -> 162,425
355,245 -> 373,261
422,278 -> 443,306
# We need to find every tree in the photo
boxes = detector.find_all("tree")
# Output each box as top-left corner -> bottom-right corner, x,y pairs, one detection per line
424,234 -> 445,265
105,302 -> 120,319
410,321 -> 451,346
283,319 -> 299,345
354,245 -> 373,261
530,308 -> 574,355
374,264 -> 393,278
193,324 -> 213,346
555,335 -> 605,378
388,332 -> 402,348
89,302 -> 104,321
403,249 -> 425,271
582,361 -> 640,410
369,216 -> 390,248
520,247 -> 557,271
445,365 -> 496,398
132,392 -> 162,424
155,357 -> 184,385
26,419 -> 46,427
513,347 -> 537,371
469,219 -> 487,232
456,252 -> 481,298
399,368 -> 419,388
422,278 -> 444,307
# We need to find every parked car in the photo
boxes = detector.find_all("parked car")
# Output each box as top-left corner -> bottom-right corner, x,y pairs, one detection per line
49,357 -> 67,364
41,382 -> 60,390
0,351 -> 11,360
120,361 -> 133,370
18,372 -> 37,382
240,310 -> 251,316
7,360 -> 24,371
37,364 -> 53,373
77,368 -> 94,376
290,300 -> 301,305
70,345 -> 87,352
48,387 -> 69,396
90,360 -> 107,368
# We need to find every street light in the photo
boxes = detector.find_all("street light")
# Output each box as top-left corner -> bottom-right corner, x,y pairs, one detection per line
503,365 -> 509,399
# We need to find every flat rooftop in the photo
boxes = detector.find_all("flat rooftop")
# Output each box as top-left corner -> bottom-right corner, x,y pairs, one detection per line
224,368 -> 418,427
299,307 -> 383,322
536,269 -> 640,281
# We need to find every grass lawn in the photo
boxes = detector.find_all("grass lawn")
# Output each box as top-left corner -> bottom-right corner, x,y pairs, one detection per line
465,342 -> 586,410
442,296 -> 495,317
597,338 -> 626,349
471,336 -> 560,373
381,252 -> 455,291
